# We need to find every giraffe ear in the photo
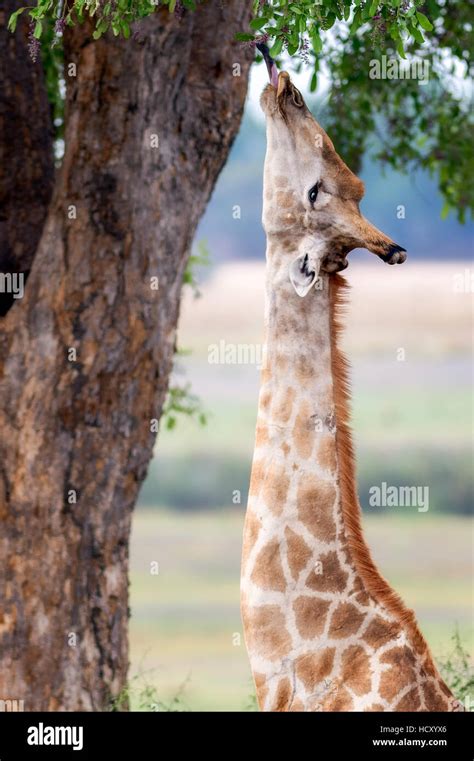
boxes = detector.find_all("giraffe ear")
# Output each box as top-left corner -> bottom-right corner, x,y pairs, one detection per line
289,253 -> 320,297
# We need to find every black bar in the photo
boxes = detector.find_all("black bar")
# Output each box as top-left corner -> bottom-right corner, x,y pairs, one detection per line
0,710 -> 472,758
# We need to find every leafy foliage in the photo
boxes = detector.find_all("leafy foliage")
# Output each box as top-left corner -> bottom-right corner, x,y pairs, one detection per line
8,0 -> 473,219
182,238 -> 210,299
162,383 -> 207,431
244,688 -> 259,711
242,0 -> 435,59
439,627 -> 474,706
161,237 -> 211,432
108,672 -> 190,711
7,0 -> 186,40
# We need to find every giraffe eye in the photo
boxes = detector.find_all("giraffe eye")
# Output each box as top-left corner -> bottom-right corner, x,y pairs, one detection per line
308,183 -> 320,205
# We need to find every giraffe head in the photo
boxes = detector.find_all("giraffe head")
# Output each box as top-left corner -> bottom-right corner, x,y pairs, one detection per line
260,70 -> 406,296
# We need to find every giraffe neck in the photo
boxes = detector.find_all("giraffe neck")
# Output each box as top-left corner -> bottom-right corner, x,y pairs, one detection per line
241,238 -> 454,712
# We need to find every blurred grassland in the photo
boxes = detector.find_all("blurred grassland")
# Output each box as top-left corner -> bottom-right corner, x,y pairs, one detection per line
177,260 -> 473,356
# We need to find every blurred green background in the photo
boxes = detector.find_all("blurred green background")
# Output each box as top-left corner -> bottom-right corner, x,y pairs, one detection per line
128,70 -> 473,711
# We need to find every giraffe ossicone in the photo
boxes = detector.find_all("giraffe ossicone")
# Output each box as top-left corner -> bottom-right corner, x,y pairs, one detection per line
240,68 -> 459,712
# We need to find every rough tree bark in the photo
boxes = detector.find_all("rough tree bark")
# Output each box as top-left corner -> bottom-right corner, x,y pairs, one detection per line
0,1 -> 252,710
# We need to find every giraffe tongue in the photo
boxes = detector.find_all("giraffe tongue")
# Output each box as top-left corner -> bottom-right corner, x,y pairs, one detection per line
256,42 -> 279,88
269,63 -> 279,88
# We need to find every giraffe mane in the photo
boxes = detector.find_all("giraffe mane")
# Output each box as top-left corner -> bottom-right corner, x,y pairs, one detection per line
329,273 -> 439,669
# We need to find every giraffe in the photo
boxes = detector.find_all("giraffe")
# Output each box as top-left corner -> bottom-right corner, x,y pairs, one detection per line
241,65 -> 459,712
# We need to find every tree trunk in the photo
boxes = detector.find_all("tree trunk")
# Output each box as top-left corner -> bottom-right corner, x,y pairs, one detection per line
0,1 -> 252,710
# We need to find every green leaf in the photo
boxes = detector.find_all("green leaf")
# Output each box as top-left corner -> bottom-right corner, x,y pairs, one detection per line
396,38 -> 406,60
323,12 -> 336,30
169,0 -> 176,13
7,7 -> 27,33
289,31 -> 299,48
310,71 -> 317,91
389,24 -> 399,41
311,31 -> 322,54
33,20 -> 42,39
416,12 -> 433,32
235,32 -> 253,41
250,17 -> 267,30
369,0 -> 378,16
349,9 -> 362,34
94,19 -> 109,36
269,37 -> 283,57
409,24 -> 425,44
